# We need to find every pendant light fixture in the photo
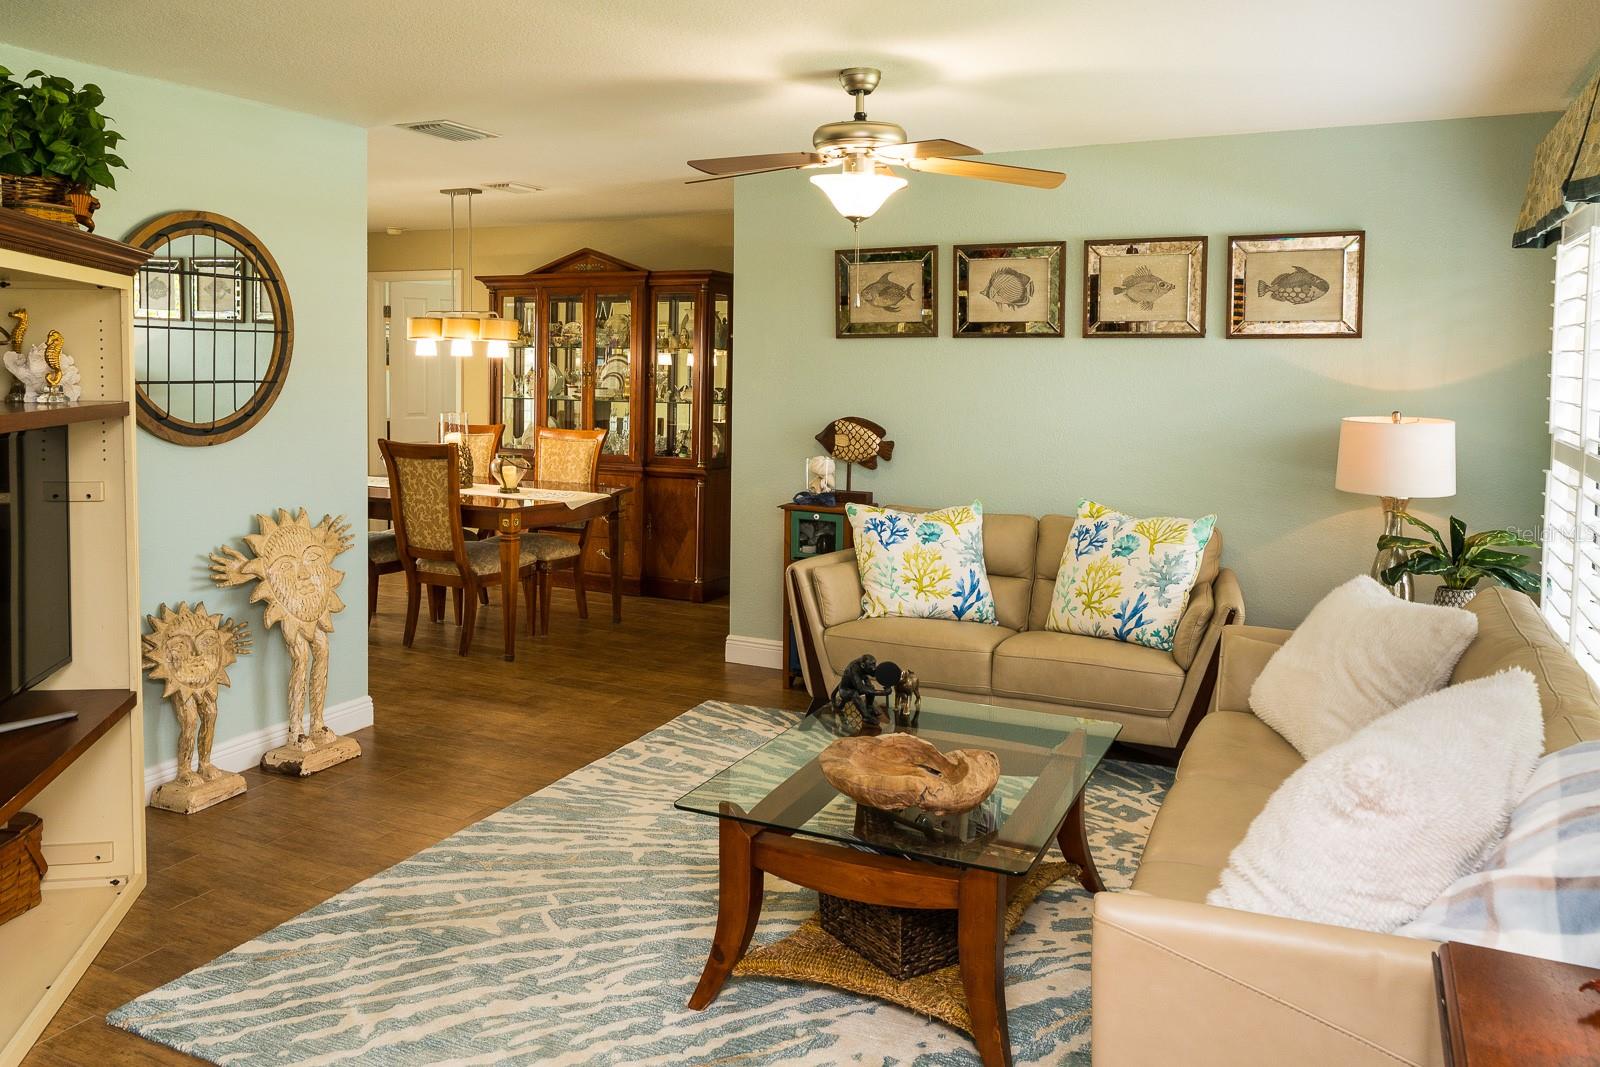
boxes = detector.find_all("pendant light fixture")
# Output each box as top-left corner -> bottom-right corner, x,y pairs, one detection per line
405,188 -> 518,358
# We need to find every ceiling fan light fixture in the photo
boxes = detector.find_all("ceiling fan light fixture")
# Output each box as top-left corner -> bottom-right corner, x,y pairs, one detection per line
810,166 -> 906,222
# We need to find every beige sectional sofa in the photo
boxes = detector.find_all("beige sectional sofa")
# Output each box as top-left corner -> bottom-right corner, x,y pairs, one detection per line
785,513 -> 1244,748
1091,586 -> 1600,1066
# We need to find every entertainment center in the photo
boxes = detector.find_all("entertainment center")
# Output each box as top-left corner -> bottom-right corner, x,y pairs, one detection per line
0,210 -> 147,1067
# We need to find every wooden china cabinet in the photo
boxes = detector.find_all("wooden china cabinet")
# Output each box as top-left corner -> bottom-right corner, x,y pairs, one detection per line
480,249 -> 732,601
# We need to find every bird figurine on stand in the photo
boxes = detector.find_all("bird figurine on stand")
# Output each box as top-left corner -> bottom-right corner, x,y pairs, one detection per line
814,416 -> 894,505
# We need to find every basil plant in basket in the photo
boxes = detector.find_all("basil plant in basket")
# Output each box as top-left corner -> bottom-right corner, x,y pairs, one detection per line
1378,513 -> 1539,608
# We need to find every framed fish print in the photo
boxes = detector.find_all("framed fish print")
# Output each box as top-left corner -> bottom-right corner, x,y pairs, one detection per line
190,256 -> 245,322
953,241 -> 1065,337
834,245 -> 937,338
1227,231 -> 1364,338
134,258 -> 184,320
1083,236 -> 1206,338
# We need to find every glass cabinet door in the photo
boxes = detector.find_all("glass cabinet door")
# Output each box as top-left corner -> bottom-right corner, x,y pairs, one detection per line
592,292 -> 633,456
501,296 -> 538,450
710,293 -> 730,462
546,294 -> 583,432
653,291 -> 697,460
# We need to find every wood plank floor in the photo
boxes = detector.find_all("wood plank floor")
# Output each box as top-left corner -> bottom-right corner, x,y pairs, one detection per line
21,583 -> 806,1066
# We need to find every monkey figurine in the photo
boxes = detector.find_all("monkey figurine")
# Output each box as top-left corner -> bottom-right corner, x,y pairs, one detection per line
893,668 -> 922,728
830,654 -> 888,732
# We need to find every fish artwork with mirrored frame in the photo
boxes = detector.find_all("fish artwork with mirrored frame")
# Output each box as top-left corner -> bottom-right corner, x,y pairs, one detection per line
834,245 -> 937,338
190,256 -> 245,322
134,257 -> 185,321
1083,236 -> 1206,338
1227,230 -> 1364,338
954,241 -> 1065,337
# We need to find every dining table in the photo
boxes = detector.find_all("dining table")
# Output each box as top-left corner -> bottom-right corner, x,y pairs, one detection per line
367,476 -> 631,661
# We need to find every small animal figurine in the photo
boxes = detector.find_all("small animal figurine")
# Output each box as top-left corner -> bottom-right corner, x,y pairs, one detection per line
893,668 -> 922,728
4,329 -> 81,403
814,416 -> 894,504
142,602 -> 252,813
830,654 -> 889,733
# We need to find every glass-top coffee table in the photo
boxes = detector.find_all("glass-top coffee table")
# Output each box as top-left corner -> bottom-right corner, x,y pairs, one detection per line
676,696 -> 1120,1067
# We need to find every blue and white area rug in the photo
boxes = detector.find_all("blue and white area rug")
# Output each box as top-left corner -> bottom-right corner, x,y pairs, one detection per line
110,702 -> 1172,1065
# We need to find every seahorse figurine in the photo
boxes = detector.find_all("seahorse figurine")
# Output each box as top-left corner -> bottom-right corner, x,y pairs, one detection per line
7,308 -> 28,353
42,331 -> 65,393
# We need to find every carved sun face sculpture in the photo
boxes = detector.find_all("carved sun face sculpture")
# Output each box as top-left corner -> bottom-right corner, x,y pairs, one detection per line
141,602 -> 251,702
214,509 -> 354,640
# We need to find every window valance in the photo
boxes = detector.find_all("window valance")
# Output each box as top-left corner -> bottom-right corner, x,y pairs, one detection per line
1515,70 -> 1600,248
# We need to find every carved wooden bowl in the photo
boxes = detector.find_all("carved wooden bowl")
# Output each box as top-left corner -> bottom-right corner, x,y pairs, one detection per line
818,733 -> 1000,815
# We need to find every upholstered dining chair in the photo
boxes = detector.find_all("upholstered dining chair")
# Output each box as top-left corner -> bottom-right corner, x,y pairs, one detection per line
367,530 -> 402,618
379,438 -> 541,655
461,422 -> 505,486
523,426 -> 607,636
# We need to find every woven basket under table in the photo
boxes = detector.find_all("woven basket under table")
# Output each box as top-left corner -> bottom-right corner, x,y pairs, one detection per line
819,892 -> 959,980
0,812 -> 47,927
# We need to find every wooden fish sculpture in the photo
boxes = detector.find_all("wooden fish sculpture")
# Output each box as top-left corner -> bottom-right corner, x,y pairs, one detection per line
815,416 -> 894,469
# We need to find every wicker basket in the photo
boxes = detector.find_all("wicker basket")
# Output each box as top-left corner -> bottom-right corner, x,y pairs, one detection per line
0,812 -> 47,927
819,892 -> 959,979
0,174 -> 84,228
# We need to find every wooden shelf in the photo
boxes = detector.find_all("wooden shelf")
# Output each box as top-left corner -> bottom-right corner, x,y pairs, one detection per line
0,210 -> 149,278
0,400 -> 129,434
0,689 -> 136,824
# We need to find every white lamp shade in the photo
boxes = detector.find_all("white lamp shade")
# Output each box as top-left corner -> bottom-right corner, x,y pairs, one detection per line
1335,415 -> 1456,499
414,337 -> 438,357
810,170 -> 907,221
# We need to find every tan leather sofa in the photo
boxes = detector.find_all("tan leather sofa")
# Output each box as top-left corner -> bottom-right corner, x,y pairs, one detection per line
1091,586 -> 1600,1066
785,514 -> 1244,748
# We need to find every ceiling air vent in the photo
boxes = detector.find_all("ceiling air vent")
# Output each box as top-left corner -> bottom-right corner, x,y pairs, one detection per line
483,181 -> 542,194
395,119 -> 498,142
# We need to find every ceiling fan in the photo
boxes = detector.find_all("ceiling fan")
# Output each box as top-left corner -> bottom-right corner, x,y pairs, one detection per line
686,67 -> 1065,223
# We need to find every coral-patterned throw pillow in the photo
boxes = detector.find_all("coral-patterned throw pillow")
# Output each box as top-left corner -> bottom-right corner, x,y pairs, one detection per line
1045,499 -> 1215,651
845,501 -> 998,624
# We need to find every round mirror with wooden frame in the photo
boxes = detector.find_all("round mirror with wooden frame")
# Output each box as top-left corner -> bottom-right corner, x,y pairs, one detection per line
126,211 -> 292,445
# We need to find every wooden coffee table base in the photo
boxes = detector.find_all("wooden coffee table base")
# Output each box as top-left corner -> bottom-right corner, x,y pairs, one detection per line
689,795 -> 1101,1067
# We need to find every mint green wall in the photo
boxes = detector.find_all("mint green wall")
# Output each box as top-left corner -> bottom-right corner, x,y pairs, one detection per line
1,45 -> 368,764
731,115 -> 1553,638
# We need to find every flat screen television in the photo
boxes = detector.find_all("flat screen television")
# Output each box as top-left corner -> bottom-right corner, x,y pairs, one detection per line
0,426 -> 71,698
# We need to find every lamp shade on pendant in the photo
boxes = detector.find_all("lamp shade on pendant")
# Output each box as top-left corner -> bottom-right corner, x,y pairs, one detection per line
810,170 -> 907,221
406,316 -> 443,341
481,318 -> 518,343
442,317 -> 481,341
1335,415 -> 1456,499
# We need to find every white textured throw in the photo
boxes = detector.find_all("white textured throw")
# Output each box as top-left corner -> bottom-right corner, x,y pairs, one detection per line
1249,575 -> 1479,758
1399,740 -> 1600,965
1209,669 -> 1544,933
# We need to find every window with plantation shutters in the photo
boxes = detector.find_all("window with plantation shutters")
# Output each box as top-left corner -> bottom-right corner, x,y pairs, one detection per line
1544,204 -> 1600,680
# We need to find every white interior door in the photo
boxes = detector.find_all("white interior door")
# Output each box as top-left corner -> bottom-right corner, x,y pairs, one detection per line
368,277 -> 455,476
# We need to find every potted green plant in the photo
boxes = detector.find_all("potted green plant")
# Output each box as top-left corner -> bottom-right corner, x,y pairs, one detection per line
1378,513 -> 1539,608
0,66 -> 127,230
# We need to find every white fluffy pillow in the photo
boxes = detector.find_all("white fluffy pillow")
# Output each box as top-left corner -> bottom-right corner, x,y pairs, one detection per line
1208,669 -> 1544,933
1250,576 -> 1479,758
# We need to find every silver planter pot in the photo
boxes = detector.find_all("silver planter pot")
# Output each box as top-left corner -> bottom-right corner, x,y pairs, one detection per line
1433,586 -> 1478,609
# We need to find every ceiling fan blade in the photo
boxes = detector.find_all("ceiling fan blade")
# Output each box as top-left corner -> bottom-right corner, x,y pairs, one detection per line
684,164 -> 821,184
905,156 -> 1065,189
687,151 -> 826,175
875,139 -> 981,161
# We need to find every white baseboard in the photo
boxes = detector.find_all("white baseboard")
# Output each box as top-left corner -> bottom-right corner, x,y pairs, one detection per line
143,694 -> 375,794
725,635 -> 784,670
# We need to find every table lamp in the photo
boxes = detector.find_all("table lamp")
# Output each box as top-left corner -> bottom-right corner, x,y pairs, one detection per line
1335,412 -> 1456,600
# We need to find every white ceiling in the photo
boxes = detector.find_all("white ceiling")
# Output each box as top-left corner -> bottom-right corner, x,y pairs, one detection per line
5,0 -> 1597,231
